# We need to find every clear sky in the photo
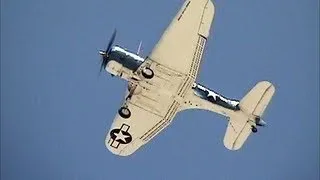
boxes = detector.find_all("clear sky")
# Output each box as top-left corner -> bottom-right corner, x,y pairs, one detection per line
1,0 -> 319,179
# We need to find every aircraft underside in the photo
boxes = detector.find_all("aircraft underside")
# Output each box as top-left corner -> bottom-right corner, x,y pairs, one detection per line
105,58 -> 240,120
99,0 -> 275,156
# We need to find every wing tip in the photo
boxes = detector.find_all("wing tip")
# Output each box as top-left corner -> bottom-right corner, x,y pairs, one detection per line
105,135 -> 138,156
224,144 -> 241,151
223,139 -> 243,151
105,136 -> 129,156
258,80 -> 275,89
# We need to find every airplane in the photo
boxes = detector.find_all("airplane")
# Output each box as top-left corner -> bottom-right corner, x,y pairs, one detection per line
99,0 -> 275,156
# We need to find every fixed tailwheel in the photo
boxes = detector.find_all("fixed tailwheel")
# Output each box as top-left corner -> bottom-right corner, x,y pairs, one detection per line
251,126 -> 258,133
141,67 -> 154,79
118,107 -> 131,119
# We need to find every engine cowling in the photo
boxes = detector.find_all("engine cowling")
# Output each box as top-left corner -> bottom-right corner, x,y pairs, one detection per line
105,60 -> 123,76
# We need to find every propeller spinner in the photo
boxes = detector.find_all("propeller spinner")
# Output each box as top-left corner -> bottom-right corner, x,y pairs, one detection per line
100,29 -> 117,72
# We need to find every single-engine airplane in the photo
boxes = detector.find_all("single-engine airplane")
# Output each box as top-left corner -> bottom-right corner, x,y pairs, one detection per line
100,0 -> 275,156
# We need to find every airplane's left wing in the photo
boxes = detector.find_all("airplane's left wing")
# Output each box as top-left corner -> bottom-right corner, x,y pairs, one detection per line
105,85 -> 179,156
105,104 -> 163,156
147,0 -> 215,78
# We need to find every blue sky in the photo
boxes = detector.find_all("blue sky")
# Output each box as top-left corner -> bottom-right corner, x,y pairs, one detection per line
1,0 -> 319,179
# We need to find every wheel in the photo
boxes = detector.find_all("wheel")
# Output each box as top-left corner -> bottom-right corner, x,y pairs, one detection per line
251,126 -> 258,133
141,67 -> 154,79
118,107 -> 131,119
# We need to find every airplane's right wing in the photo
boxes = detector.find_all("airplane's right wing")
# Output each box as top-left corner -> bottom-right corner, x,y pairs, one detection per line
147,0 -> 215,78
223,81 -> 275,150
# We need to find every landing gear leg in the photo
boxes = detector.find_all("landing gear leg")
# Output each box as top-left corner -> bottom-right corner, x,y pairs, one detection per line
120,83 -> 137,119
126,83 -> 137,101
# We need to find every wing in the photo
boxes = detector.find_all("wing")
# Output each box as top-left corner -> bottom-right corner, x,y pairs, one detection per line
148,0 -> 215,78
105,84 -> 179,156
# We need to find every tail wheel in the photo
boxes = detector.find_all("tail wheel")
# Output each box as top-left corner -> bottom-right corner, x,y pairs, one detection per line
142,67 -> 154,79
118,107 -> 131,119
251,126 -> 258,133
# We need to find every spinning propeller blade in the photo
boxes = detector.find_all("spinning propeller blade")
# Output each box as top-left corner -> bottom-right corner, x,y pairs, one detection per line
100,29 -> 117,72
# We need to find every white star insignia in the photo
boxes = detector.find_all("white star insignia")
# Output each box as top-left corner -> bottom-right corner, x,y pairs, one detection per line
207,91 -> 217,100
114,130 -> 129,142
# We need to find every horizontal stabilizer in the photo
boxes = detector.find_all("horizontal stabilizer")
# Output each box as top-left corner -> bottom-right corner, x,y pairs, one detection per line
223,81 -> 275,150
223,113 -> 252,150
240,81 -> 275,117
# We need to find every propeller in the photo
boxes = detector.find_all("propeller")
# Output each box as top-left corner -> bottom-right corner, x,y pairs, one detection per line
99,29 -> 117,72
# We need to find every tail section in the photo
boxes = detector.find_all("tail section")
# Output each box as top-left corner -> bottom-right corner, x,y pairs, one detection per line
223,81 -> 275,150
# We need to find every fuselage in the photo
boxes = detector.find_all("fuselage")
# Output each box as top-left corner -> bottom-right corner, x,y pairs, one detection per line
104,45 -> 240,112
192,83 -> 240,111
